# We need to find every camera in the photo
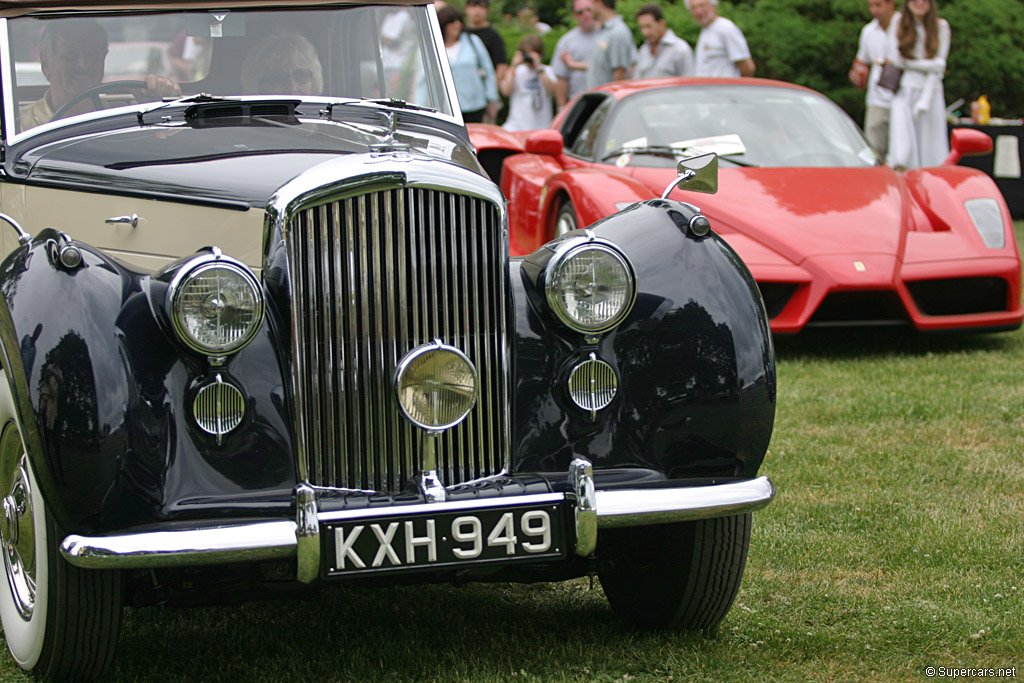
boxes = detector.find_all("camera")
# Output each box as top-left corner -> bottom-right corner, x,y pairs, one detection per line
519,50 -> 540,68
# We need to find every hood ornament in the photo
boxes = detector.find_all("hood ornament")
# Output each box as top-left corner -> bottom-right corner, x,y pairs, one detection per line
370,110 -> 411,154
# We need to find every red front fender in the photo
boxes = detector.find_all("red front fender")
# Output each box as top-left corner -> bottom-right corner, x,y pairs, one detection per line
543,168 -> 662,232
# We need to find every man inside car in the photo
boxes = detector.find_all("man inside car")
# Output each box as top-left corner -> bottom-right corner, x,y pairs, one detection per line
19,19 -> 181,131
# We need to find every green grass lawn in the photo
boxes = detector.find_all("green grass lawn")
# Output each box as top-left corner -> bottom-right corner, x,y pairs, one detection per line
2,223 -> 1022,682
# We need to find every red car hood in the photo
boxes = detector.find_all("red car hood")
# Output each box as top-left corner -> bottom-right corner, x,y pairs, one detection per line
630,165 -> 904,267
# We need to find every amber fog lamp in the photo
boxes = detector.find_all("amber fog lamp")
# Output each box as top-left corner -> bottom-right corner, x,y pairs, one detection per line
545,237 -> 636,334
169,252 -> 264,356
395,341 -> 478,431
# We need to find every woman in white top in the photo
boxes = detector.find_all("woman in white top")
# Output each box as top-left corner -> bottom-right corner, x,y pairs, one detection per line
500,34 -> 558,132
886,0 -> 951,169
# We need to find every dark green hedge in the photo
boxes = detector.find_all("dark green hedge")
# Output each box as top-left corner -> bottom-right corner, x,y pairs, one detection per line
492,0 -> 1024,123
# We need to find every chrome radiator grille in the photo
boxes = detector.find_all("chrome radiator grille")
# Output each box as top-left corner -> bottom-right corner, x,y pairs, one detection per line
286,187 -> 510,492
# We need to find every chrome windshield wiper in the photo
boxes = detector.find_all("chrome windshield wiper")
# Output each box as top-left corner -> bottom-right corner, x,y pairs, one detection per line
717,156 -> 759,168
601,145 -> 760,167
600,146 -> 681,162
361,98 -> 435,112
323,98 -> 436,119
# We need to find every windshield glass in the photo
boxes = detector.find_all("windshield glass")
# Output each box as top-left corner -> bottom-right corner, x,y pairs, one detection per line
6,6 -> 453,135
600,84 -> 879,168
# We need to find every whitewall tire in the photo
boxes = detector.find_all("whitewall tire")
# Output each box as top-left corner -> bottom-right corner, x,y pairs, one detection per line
0,374 -> 123,680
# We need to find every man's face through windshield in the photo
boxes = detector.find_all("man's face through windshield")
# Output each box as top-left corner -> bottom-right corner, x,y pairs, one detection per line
41,22 -> 108,108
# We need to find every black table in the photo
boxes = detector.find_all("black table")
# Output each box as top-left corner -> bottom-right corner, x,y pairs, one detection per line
951,121 -> 1024,218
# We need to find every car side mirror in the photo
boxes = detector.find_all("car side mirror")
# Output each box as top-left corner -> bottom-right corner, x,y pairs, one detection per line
944,128 -> 993,165
661,153 -> 719,198
524,129 -> 564,156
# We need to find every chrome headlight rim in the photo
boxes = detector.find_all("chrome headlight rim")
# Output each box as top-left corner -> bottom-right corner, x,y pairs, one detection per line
543,235 -> 637,334
167,251 -> 265,357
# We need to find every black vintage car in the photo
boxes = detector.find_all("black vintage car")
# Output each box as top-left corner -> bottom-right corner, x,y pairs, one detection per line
0,0 -> 775,679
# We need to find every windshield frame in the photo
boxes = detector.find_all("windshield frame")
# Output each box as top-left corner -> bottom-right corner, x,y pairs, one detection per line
1,3 -> 461,145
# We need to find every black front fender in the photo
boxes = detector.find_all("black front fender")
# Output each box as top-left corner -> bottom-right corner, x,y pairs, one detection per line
510,200 -> 775,482
0,231 -> 296,535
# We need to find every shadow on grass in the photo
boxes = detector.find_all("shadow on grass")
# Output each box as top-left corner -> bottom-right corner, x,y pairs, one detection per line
106,580 -> 722,682
772,325 -> 1023,361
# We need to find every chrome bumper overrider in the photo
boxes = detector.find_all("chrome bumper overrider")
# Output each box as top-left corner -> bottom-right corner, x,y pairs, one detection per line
61,459 -> 774,579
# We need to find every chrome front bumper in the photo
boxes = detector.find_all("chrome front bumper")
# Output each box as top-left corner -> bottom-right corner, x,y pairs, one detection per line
61,459 -> 775,580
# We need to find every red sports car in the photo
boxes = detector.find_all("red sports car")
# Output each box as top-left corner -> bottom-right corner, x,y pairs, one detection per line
470,78 -> 1023,334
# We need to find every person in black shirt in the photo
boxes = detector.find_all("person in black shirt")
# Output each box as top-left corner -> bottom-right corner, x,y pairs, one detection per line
464,0 -> 507,122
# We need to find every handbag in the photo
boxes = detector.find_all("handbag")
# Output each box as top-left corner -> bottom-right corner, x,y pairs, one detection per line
877,62 -> 903,93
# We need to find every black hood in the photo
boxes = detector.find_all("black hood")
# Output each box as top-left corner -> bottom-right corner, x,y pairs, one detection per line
7,102 -> 481,207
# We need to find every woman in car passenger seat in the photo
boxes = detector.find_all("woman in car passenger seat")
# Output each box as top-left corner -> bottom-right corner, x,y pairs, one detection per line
241,30 -> 323,96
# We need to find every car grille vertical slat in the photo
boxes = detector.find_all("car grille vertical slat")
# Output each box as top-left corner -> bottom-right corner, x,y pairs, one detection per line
288,186 -> 508,492
439,193 -> 455,481
329,203 -> 348,487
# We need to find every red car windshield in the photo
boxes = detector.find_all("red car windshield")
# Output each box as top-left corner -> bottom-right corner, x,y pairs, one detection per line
601,84 -> 879,169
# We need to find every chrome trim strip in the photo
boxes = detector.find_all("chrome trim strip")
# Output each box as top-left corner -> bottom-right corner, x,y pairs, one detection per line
316,493 -> 565,524
426,2 -> 463,125
0,19 -> 13,143
595,476 -> 776,528
60,521 -> 298,570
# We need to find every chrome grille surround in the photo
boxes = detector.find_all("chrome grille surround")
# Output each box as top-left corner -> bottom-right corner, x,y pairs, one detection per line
267,155 -> 511,494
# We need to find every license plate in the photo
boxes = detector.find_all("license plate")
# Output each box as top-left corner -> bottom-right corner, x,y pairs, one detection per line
323,502 -> 566,576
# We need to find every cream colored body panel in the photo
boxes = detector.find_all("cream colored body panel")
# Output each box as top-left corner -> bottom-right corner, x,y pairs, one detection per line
1,184 -> 264,271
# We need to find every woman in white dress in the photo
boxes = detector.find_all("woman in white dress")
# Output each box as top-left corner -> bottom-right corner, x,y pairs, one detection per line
886,0 -> 950,169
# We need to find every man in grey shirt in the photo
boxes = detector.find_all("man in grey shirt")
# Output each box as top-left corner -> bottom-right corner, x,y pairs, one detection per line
551,0 -> 601,108
585,0 -> 637,89
634,4 -> 693,78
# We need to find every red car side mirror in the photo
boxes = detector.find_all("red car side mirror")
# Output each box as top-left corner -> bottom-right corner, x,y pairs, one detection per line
944,128 -> 993,165
524,129 -> 564,156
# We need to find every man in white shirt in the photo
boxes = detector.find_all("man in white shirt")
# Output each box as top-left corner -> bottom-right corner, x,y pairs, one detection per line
848,0 -> 899,157
686,0 -> 755,78
551,0 -> 601,108
634,4 -> 694,79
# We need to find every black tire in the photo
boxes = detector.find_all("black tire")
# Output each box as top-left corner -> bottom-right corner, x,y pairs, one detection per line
0,378 -> 123,681
598,513 -> 752,631
553,199 -> 578,238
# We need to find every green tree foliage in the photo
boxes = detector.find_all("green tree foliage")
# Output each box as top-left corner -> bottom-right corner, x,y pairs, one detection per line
494,0 -> 1024,123
941,0 -> 1024,119
740,0 -> 1024,121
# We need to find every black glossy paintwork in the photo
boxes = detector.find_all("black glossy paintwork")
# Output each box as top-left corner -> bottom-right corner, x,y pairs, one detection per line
5,102 -> 481,207
0,233 -> 297,533
0,156 -> 773,534
511,200 -> 775,481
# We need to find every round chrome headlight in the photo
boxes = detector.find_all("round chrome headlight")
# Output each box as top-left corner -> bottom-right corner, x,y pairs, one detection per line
395,341 -> 478,431
169,254 -> 264,356
545,239 -> 636,333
